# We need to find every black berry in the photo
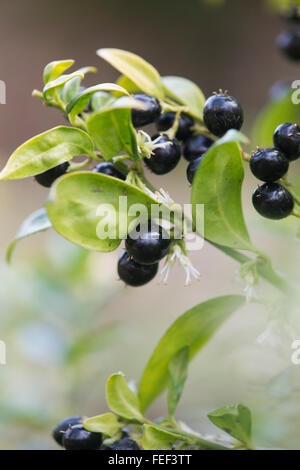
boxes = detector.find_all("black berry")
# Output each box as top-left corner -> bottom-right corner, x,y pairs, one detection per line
203,93 -> 244,137
131,94 -> 161,127
35,162 -> 69,188
144,134 -> 181,175
156,112 -> 194,140
273,122 -> 300,161
183,134 -> 213,161
250,148 -> 289,182
277,28 -> 300,60
101,437 -> 140,450
186,155 -> 204,184
118,251 -> 158,287
252,183 -> 294,220
126,220 -> 170,265
93,162 -> 126,180
52,416 -> 82,447
62,424 -> 102,450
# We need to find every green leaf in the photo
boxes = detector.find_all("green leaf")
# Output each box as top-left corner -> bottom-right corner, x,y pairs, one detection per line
43,71 -> 85,103
191,131 -> 254,251
6,208 -> 52,263
97,48 -> 165,99
83,413 -> 122,437
0,126 -> 95,180
142,425 -> 181,450
46,171 -> 159,252
90,91 -> 115,112
60,66 -> 97,105
43,59 -> 74,84
139,295 -> 245,412
116,75 -> 141,93
87,97 -> 140,160
208,403 -> 254,449
167,347 -> 189,417
162,76 -> 205,120
106,373 -> 144,422
252,91 -> 300,147
66,83 -> 129,119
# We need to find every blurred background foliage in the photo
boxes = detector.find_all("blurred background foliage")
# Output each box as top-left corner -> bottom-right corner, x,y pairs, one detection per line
1,0 -> 300,450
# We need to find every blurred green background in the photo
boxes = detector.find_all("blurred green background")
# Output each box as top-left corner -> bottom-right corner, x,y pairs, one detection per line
1,0 -> 300,450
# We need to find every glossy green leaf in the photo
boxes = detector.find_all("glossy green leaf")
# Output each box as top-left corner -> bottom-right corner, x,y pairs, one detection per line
191,131 -> 254,251
139,295 -> 245,412
6,208 -> 52,263
90,91 -> 115,112
167,347 -> 189,417
142,425 -> 181,450
87,97 -> 140,160
66,83 -> 129,119
83,413 -> 122,437
60,66 -> 97,105
208,403 -> 254,449
252,92 -> 300,147
0,126 -> 95,180
106,373 -> 144,422
162,76 -> 205,120
43,59 -> 74,84
97,48 -> 165,99
46,172 -> 159,252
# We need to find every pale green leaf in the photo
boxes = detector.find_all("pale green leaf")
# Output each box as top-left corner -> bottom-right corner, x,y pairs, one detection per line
142,425 -> 181,450
6,208 -> 52,263
167,347 -> 189,417
43,59 -> 74,84
162,76 -> 205,120
0,126 -> 95,180
139,295 -> 245,412
97,48 -> 165,99
106,373 -> 144,422
83,413 -> 121,437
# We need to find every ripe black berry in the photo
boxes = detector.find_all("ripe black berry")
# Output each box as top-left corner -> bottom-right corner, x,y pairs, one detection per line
35,162 -> 69,188
131,94 -> 161,127
126,220 -> 170,265
277,28 -> 300,60
101,437 -> 140,450
62,424 -> 102,450
156,112 -> 194,141
203,93 -> 244,137
144,134 -> 181,175
52,416 -> 82,447
273,122 -> 300,161
252,183 -> 294,220
93,162 -> 126,180
186,155 -> 204,184
250,148 -> 289,182
118,251 -> 158,287
183,134 -> 213,161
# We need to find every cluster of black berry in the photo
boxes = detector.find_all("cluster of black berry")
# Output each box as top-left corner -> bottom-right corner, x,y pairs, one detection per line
52,415 -> 140,450
277,5 -> 300,60
250,122 -> 300,219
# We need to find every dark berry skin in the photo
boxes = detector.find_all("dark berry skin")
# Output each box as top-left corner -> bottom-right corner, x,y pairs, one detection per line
203,93 -> 244,137
93,162 -> 126,180
118,251 -> 158,287
101,437 -> 140,450
252,183 -> 294,220
183,134 -> 213,161
131,94 -> 161,127
156,112 -> 194,141
126,220 -> 170,265
35,162 -> 69,188
144,134 -> 181,175
62,424 -> 102,450
273,123 -> 300,161
277,28 -> 300,60
52,416 -> 82,447
186,155 -> 204,184
250,148 -> 289,182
